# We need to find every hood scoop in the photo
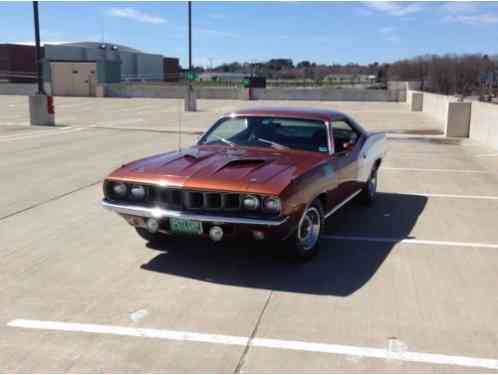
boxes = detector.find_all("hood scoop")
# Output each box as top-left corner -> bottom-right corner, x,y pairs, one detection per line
213,158 -> 269,175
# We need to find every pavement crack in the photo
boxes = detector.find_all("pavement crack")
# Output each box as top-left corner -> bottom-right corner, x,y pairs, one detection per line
0,180 -> 102,222
234,291 -> 273,374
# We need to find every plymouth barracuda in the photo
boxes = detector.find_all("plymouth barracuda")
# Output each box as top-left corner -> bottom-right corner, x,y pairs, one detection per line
102,107 -> 386,260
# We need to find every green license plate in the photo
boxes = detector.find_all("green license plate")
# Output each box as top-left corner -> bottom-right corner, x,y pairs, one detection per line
169,218 -> 203,235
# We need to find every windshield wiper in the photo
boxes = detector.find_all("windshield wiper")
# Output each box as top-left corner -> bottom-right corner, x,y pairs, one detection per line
212,135 -> 235,147
257,138 -> 289,150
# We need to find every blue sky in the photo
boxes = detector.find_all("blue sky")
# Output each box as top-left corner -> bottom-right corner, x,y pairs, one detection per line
1,1 -> 497,67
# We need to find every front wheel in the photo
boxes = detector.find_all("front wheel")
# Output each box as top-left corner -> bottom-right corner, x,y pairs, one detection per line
288,199 -> 324,261
359,166 -> 378,205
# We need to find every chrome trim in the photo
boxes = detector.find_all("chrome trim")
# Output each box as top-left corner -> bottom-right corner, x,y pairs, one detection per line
101,199 -> 289,226
324,189 -> 362,219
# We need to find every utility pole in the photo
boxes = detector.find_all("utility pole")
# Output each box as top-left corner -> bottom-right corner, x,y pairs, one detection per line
184,1 -> 196,111
33,1 -> 44,94
188,1 -> 192,74
29,1 -> 54,126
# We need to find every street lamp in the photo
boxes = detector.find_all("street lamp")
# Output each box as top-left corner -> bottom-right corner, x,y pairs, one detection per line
184,1 -> 196,111
33,1 -> 44,94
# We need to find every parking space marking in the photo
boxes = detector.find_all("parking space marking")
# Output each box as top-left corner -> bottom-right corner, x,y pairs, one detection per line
399,192 -> 498,200
0,127 -> 83,142
7,319 -> 498,370
323,236 -> 498,249
476,153 -> 498,158
381,167 -> 495,174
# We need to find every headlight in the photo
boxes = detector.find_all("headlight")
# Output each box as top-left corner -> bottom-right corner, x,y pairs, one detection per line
242,195 -> 260,210
130,185 -> 146,200
263,197 -> 281,214
112,182 -> 128,197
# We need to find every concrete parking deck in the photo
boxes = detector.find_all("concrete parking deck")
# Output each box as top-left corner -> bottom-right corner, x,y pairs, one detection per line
1,96 -> 497,372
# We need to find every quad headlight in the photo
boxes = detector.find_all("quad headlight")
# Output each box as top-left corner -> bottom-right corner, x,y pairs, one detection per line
263,197 -> 281,214
242,195 -> 260,210
112,182 -> 128,198
130,185 -> 146,200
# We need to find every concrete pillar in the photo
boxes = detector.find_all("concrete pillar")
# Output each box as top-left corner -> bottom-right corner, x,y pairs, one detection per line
446,102 -> 472,137
96,85 -> 106,98
184,86 -> 197,112
239,88 -> 251,100
410,92 -> 423,111
29,94 -> 55,126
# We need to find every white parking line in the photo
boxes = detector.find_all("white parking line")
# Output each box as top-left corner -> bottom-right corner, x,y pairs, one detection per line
382,167 -> 495,174
0,127 -> 82,142
399,192 -> 498,200
7,319 -> 498,370
476,153 -> 498,158
323,235 -> 498,249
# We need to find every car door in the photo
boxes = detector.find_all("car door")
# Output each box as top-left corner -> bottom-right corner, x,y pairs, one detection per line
328,117 -> 362,206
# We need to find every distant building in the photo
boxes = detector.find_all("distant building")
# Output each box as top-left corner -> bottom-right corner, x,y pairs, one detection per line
0,42 -> 179,96
0,43 -> 40,83
163,57 -> 180,82
198,72 -> 247,82
324,74 -> 375,83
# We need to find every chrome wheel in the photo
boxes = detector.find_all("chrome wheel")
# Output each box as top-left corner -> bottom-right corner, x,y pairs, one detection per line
298,206 -> 321,251
368,171 -> 377,199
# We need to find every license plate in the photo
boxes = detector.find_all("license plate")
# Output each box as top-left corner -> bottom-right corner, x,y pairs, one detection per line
169,218 -> 203,235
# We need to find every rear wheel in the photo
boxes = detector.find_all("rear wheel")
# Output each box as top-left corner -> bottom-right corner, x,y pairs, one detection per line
288,199 -> 324,261
359,166 -> 378,205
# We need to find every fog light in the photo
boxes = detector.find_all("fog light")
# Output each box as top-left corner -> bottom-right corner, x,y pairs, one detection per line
146,218 -> 159,233
209,226 -> 224,242
253,230 -> 265,240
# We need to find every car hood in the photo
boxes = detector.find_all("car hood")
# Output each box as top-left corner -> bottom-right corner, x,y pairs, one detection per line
107,145 -> 328,196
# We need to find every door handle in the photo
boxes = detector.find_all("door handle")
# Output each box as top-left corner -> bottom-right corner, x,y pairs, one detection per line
361,152 -> 367,159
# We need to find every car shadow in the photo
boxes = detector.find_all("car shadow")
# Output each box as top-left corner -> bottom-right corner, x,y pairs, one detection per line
141,192 -> 427,296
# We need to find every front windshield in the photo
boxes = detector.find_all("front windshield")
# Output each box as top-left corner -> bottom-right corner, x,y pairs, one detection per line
199,116 -> 329,153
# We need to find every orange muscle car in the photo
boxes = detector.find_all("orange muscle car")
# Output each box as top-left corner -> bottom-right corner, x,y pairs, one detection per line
102,107 -> 386,260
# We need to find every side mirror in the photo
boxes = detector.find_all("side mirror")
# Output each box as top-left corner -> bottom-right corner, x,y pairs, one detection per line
342,141 -> 354,151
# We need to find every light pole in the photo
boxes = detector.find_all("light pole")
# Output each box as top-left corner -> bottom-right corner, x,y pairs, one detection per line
188,1 -> 192,75
184,1 -> 196,111
33,1 -> 44,94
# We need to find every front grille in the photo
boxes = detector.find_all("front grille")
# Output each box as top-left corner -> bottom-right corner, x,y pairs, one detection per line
158,188 -> 243,212
105,181 -> 270,215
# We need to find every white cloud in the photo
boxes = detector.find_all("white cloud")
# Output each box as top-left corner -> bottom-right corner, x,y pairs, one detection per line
444,12 -> 498,24
107,8 -> 166,24
442,2 -> 478,14
365,2 -> 422,16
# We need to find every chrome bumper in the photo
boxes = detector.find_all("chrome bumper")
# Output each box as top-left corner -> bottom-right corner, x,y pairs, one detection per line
101,199 -> 289,226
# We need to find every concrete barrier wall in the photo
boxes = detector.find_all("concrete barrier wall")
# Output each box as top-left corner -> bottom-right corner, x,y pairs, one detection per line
103,84 -> 242,100
407,90 -> 460,133
102,83 -> 404,102
252,87 -> 402,102
469,101 -> 498,151
0,83 -> 37,96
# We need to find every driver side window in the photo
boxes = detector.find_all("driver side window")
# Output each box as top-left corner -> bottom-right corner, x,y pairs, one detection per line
331,119 -> 359,153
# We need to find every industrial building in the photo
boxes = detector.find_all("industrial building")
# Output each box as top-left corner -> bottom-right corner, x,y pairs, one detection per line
0,44 -> 40,83
0,42 -> 179,96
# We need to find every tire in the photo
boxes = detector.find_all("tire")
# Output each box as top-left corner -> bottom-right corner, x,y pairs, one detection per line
288,199 -> 324,261
359,165 -> 378,205
135,227 -> 167,243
